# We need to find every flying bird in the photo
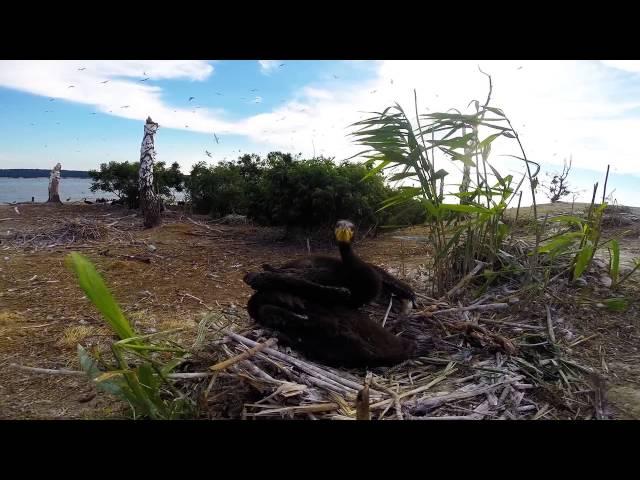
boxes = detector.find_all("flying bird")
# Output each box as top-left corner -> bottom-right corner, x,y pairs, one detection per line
188,97 -> 195,101
279,63 -> 285,67
49,98 -> 55,101
205,150 -> 212,158
215,92 -> 222,96
100,80 -> 110,84
91,112 -> 97,115
120,105 -> 130,108
140,77 -> 150,82
68,85 -> 75,88
250,88 -> 258,92
370,90 -> 377,94
143,71 -> 147,76
390,78 -> 394,84
78,67 -> 86,71
213,133 -> 219,144
333,74 -> 339,79
517,66 -> 523,70
185,125 -> 189,128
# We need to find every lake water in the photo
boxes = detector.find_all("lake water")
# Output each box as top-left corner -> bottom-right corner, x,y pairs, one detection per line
0,177 -> 115,203
0,177 -> 184,204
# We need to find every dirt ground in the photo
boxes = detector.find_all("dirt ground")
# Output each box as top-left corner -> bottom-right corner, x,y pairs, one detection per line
0,202 -> 638,419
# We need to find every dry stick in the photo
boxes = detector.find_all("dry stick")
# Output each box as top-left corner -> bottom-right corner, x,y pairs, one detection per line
11,364 -> 85,376
409,376 -> 523,415
442,260 -> 486,300
545,305 -> 556,344
0,218 -> 16,222
514,191 -> 523,223
427,303 -> 509,316
240,359 -> 278,383
356,375 -> 371,420
251,403 -> 340,416
371,380 -> 403,420
10,363 -> 213,380
476,317 -> 545,330
186,216 -> 224,233
602,164 -> 610,204
226,331 -> 379,396
210,337 -> 277,372
368,367 -> 457,410
381,296 -> 393,327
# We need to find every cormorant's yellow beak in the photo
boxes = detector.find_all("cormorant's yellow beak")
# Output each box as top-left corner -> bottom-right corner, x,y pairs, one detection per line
335,226 -> 354,243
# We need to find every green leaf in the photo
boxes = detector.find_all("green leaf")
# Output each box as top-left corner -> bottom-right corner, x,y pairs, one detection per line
573,243 -> 593,279
479,133 -> 503,150
604,297 -> 628,312
388,171 -> 418,182
483,107 -> 505,117
537,232 -> 582,254
503,131 -> 516,138
66,253 -> 135,340
77,344 -> 101,380
433,169 -> 449,180
609,239 -> 620,284
440,203 -> 490,214
550,215 -> 585,226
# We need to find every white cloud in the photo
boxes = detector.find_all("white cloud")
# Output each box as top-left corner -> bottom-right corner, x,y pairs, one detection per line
2,60 -> 640,205
258,60 -> 280,75
600,60 -> 640,73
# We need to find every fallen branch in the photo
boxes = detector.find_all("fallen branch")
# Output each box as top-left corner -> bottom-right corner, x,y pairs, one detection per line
210,338 -> 277,372
409,376 -> 523,415
226,330 -> 380,396
381,296 -> 393,328
423,303 -> 509,316
443,261 -> 486,300
545,305 -> 556,344
476,317 -> 545,330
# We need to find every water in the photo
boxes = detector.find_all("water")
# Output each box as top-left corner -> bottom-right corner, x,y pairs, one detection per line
0,177 -> 114,203
0,177 -> 184,204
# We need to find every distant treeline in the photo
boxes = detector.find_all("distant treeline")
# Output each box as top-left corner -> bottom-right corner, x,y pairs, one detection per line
0,169 -> 90,178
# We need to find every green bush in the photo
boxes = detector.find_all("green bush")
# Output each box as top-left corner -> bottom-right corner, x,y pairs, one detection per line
186,152 -> 426,229
89,161 -> 185,209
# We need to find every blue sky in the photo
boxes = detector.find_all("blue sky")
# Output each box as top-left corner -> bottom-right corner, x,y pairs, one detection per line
1,60 -> 639,206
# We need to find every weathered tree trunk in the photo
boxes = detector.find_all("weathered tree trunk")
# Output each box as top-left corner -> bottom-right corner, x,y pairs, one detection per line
139,117 -> 162,228
47,163 -> 62,203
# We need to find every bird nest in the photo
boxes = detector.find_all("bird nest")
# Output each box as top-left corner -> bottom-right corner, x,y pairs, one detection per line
187,295 -> 607,420
6,218 -> 115,249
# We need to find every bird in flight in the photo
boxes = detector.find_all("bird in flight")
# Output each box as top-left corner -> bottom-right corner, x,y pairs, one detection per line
517,66 -> 523,70
189,96 -> 195,102
215,92 -> 222,96
143,71 -> 147,76
68,85 -> 75,88
78,67 -> 86,71
370,90 -> 377,94
279,63 -> 285,67
49,98 -> 55,101
140,77 -> 150,82
120,105 -> 130,108
390,79 -> 394,84
250,88 -> 258,92
213,133 -> 219,144
333,74 -> 339,79
185,125 -> 189,128
91,112 -> 97,115
100,80 -> 110,84
205,150 -> 212,158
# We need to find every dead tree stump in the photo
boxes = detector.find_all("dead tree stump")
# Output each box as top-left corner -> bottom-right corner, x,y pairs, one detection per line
47,163 -> 62,203
139,117 -> 162,228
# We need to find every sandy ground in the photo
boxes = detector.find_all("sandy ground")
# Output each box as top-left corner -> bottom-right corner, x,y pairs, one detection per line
0,202 -> 638,419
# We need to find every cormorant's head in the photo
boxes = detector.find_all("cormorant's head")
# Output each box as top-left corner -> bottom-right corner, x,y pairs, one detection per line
334,219 -> 355,244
